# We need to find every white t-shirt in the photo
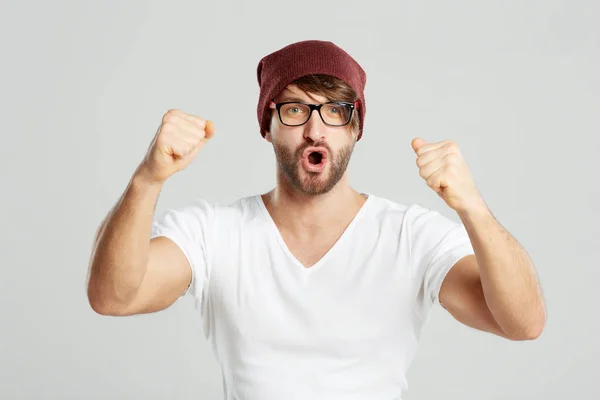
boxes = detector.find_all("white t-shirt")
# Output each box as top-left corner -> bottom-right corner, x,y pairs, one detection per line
150,193 -> 474,400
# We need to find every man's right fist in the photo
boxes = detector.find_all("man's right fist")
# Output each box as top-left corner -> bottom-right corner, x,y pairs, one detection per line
138,109 -> 215,184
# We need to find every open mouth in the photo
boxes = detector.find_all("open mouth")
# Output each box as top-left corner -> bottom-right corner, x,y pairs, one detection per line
308,151 -> 323,165
301,147 -> 328,171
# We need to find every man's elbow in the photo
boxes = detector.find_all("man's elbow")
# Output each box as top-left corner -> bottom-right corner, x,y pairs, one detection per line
88,291 -> 121,316
86,282 -> 133,317
511,325 -> 544,341
88,300 -> 112,316
507,311 -> 546,341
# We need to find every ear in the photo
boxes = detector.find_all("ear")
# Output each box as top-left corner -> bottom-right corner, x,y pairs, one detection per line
349,127 -> 359,142
264,130 -> 272,142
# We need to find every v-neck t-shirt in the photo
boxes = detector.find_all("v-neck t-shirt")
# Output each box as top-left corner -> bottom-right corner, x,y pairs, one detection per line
150,193 -> 474,400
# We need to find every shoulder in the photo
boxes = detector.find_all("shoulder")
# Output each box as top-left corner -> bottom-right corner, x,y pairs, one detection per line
366,194 -> 461,236
211,194 -> 264,220
169,194 -> 265,229
152,194 -> 263,240
157,194 -> 260,216
365,194 -> 410,217
366,194 -> 430,224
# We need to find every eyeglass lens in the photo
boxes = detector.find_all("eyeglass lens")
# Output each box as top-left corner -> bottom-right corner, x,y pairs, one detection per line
279,103 -> 352,126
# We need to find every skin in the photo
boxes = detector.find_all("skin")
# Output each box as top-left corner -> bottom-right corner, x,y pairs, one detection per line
260,85 -> 367,268
86,84 -> 546,342
86,110 -> 215,315
411,139 -> 546,340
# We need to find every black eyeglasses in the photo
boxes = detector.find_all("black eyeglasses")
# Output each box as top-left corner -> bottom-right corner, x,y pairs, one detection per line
269,100 -> 358,127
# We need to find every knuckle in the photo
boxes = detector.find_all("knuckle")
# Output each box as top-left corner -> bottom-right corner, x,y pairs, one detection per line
163,109 -> 180,123
162,115 -> 177,125
192,117 -> 206,130
159,121 -> 175,134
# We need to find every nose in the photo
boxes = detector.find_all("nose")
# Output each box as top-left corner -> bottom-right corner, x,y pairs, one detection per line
303,108 -> 326,142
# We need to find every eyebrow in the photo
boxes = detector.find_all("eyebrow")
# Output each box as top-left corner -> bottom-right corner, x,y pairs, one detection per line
278,96 -> 310,103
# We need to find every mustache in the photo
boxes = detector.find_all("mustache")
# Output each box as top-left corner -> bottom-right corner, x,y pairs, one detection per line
294,142 -> 332,157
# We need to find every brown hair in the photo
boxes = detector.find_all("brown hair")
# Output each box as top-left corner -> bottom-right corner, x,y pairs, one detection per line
291,74 -> 360,135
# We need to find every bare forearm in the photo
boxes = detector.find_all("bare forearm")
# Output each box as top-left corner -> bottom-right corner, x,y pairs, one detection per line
458,205 -> 546,338
87,167 -> 163,312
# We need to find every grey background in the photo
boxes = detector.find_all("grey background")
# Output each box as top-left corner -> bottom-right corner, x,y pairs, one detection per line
1,0 -> 598,399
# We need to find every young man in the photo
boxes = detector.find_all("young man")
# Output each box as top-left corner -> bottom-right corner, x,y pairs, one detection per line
87,40 -> 546,399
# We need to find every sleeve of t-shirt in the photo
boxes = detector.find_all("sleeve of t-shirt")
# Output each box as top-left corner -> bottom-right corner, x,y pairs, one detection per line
149,198 -> 214,299
407,204 -> 475,308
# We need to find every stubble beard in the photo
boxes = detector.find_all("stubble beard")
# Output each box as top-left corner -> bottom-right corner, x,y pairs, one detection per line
272,140 -> 355,196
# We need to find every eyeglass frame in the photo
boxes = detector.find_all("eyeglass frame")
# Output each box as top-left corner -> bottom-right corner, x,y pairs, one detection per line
269,100 -> 359,127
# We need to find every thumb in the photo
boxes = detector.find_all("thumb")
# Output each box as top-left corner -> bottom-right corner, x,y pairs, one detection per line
411,137 -> 427,153
204,120 -> 216,139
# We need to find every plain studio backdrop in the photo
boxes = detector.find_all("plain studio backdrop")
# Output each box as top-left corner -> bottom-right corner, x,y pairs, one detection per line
1,0 -> 598,399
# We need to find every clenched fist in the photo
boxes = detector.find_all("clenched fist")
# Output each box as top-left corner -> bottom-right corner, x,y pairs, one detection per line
411,138 -> 486,214
138,109 -> 215,184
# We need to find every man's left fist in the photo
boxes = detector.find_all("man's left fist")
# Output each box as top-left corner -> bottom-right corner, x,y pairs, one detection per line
411,138 -> 485,214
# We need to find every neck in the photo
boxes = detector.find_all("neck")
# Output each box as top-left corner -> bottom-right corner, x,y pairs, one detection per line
262,174 -> 367,239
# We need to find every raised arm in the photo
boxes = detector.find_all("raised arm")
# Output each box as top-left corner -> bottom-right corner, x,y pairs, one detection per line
86,109 -> 215,316
411,138 -> 546,340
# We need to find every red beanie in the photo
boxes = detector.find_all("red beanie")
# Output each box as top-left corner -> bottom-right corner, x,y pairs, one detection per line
256,40 -> 367,141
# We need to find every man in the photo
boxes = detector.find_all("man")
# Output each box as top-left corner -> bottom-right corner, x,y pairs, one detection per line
87,40 -> 546,399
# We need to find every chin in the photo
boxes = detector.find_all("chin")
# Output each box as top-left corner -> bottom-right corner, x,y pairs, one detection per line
297,173 -> 337,196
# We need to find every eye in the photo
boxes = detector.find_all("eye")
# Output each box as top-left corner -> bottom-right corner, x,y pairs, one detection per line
282,104 -> 306,115
324,103 -> 349,116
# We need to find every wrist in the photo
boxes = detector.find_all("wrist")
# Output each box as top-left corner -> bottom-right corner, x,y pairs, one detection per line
456,200 -> 492,225
132,165 -> 165,191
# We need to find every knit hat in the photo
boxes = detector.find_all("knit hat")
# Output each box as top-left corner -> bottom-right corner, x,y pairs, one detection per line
256,40 -> 367,141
